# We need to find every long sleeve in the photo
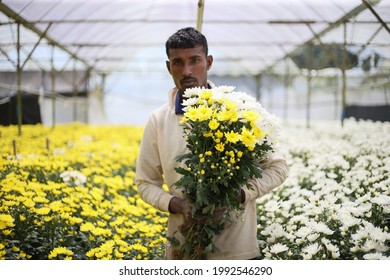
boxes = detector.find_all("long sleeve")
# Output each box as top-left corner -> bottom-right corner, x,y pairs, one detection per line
243,152 -> 288,202
135,113 -> 174,213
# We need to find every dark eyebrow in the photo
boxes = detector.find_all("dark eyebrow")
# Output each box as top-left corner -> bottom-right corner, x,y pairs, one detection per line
170,54 -> 203,61
190,54 -> 202,59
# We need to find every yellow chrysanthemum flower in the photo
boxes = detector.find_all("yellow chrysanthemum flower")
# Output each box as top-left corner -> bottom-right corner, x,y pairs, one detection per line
80,222 -> 95,232
0,214 -> 15,230
253,125 -> 267,139
22,199 -> 35,209
217,110 -> 233,122
225,131 -> 241,144
180,116 -> 188,124
241,127 -> 256,149
197,105 -> 213,121
224,99 -> 237,110
215,143 -> 225,152
242,110 -> 260,122
35,207 -> 51,215
48,247 -> 74,260
50,200 -> 62,212
214,130 -> 224,139
199,89 -> 212,99
131,243 -> 148,253
208,119 -> 220,130
184,108 -> 199,121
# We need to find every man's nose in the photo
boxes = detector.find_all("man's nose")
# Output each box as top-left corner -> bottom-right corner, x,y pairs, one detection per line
183,63 -> 192,76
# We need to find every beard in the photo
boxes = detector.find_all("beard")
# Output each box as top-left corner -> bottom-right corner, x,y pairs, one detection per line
180,77 -> 199,91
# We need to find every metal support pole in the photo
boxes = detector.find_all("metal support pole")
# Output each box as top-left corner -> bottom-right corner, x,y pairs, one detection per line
306,69 -> 312,129
196,0 -> 205,32
72,60 -> 78,122
16,22 -> 22,135
306,45 -> 313,129
334,72 -> 339,120
85,69 -> 90,124
341,22 -> 347,127
255,74 -> 262,101
51,45 -> 56,128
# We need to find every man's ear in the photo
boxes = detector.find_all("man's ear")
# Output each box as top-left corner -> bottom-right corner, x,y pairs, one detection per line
206,55 -> 213,70
166,60 -> 171,74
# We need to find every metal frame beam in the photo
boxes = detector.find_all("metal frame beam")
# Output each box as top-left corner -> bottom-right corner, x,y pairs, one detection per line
0,2 -> 93,70
363,0 -> 390,34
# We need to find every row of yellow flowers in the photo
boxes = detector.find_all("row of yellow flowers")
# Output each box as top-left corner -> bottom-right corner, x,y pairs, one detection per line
1,119 -> 389,260
0,124 -> 168,260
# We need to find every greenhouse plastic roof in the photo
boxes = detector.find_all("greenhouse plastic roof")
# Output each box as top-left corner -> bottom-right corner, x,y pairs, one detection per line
1,0 -> 389,76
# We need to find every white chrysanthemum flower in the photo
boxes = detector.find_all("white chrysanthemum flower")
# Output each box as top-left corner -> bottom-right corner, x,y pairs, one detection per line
306,221 -> 334,235
321,238 -> 340,258
217,85 -> 235,93
342,187 -> 354,195
181,97 -> 200,111
372,194 -> 390,206
60,170 -> 87,187
269,243 -> 289,254
331,251 -> 340,259
53,148 -> 66,155
288,214 -> 308,224
363,253 -> 390,260
361,239 -> 387,253
373,180 -> 390,193
339,214 -> 361,230
342,202 -> 371,218
183,87 -> 203,98
367,226 -> 390,243
301,243 -> 321,259
264,200 -> 280,212
307,233 -> 320,242
295,226 -> 314,238
351,228 -> 370,242
263,251 -> 273,259
261,223 -> 286,240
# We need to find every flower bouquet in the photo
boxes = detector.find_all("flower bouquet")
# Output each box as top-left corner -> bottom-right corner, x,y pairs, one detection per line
170,85 -> 281,259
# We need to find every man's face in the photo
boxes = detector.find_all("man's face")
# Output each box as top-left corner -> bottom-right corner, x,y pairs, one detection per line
166,45 -> 213,94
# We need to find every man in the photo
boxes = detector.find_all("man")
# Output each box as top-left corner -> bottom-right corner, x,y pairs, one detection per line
135,27 -> 288,260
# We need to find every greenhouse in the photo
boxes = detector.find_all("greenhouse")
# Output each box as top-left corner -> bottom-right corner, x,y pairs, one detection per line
0,0 -> 389,269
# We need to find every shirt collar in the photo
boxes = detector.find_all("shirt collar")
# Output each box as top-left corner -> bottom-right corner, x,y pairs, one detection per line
175,91 -> 185,114
175,83 -> 212,115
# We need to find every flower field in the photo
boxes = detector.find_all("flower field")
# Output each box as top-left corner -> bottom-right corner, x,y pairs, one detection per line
258,119 -> 390,260
0,119 -> 389,260
0,124 -> 168,260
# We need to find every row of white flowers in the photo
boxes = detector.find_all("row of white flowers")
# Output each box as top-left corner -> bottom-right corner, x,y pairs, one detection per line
257,118 -> 390,260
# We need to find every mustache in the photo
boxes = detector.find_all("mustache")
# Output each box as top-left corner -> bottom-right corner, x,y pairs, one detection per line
180,77 -> 198,84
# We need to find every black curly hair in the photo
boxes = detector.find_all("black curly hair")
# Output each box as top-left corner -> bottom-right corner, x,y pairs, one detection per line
165,27 -> 208,57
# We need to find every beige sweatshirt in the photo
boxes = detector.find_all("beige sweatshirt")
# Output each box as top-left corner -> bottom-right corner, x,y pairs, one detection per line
135,86 -> 288,260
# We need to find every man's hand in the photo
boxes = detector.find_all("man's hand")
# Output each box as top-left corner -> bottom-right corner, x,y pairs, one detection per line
169,196 -> 226,224
169,197 -> 195,222
237,188 -> 246,204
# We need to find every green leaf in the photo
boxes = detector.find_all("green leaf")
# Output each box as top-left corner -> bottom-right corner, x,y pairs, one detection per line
166,236 -> 180,247
204,243 -> 214,254
202,204 -> 215,215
